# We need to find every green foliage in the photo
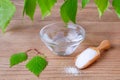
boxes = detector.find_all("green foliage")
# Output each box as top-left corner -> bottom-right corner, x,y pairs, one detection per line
26,56 -> 48,77
37,0 -> 57,19
94,0 -> 109,17
82,0 -> 89,8
112,0 -> 120,18
0,0 -> 16,33
60,0 -> 78,23
9,49 -> 48,77
10,52 -> 28,67
23,0 -> 57,20
0,0 -> 120,32
23,0 -> 37,20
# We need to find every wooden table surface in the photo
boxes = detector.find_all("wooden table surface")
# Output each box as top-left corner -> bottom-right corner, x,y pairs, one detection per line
0,0 -> 120,80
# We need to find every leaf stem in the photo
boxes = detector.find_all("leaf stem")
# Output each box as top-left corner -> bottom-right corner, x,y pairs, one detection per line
25,49 -> 33,53
25,48 -> 46,58
34,48 -> 41,54
34,49 -> 46,59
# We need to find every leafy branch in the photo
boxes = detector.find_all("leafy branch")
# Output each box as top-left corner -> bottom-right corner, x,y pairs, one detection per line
10,48 -> 48,77
0,0 -> 120,32
0,0 -> 16,33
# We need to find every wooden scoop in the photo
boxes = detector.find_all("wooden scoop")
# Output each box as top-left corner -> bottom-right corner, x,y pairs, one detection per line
75,40 -> 111,69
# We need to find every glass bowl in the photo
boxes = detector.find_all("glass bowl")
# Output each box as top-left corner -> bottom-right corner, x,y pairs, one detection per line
40,22 -> 85,56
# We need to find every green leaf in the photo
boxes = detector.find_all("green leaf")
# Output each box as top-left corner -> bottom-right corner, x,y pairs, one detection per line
37,0 -> 57,19
112,0 -> 120,18
10,52 -> 28,67
0,0 -> 16,33
94,0 -> 109,17
60,1 -> 69,23
23,0 -> 37,20
60,0 -> 78,23
26,56 -> 48,77
82,0 -> 89,8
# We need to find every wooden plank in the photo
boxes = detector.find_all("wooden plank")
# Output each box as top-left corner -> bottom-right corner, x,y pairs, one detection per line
0,0 -> 120,80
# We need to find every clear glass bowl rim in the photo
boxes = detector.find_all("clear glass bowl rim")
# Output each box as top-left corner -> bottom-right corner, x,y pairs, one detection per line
40,22 -> 86,39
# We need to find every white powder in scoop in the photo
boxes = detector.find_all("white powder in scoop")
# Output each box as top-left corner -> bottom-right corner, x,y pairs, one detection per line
75,48 -> 97,69
64,66 -> 80,76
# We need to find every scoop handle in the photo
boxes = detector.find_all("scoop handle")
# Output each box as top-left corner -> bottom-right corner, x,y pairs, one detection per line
97,40 -> 111,52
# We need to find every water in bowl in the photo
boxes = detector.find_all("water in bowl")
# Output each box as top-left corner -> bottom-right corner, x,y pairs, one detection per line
40,23 -> 85,56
